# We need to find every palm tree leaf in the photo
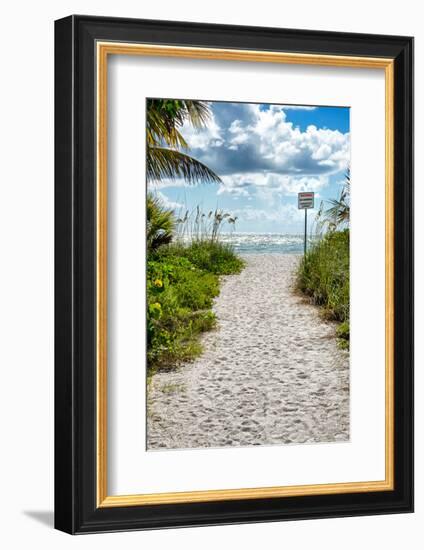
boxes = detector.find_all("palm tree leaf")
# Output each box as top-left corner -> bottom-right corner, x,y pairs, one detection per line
182,100 -> 212,128
146,108 -> 188,149
146,194 -> 176,251
321,170 -> 350,230
146,99 -> 211,148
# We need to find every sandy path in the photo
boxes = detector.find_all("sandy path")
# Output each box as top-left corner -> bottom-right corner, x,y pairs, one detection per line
147,254 -> 349,450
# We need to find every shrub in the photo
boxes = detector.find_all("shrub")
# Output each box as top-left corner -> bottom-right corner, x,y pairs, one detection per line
147,242 -> 243,371
156,240 -> 245,275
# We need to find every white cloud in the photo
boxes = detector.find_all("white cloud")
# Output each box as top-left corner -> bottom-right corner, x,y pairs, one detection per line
245,106 -> 350,173
232,203 -> 316,225
180,111 -> 223,150
148,102 -> 349,216
148,177 -> 188,189
181,103 -> 350,179
217,173 -> 328,198
280,105 -> 318,110
154,190 -> 184,211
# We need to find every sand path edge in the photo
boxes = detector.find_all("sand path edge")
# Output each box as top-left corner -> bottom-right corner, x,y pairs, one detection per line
147,254 -> 349,450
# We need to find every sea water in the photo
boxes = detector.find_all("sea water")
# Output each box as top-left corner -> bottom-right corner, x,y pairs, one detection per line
218,233 -> 310,255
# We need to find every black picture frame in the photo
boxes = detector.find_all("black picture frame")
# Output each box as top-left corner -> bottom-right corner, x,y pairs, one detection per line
55,14 -> 414,534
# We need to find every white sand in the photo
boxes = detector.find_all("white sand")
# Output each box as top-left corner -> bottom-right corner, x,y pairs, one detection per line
147,254 -> 349,450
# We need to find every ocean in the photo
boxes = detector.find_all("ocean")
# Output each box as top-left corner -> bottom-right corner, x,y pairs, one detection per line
218,233 -> 309,255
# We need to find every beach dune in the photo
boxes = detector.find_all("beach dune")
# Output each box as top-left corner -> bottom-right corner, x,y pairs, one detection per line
147,254 -> 349,450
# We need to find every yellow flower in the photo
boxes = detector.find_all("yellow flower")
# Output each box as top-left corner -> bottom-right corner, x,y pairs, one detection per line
153,279 -> 163,288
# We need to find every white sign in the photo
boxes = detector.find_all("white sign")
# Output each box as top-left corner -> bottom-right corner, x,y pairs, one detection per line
298,192 -> 315,209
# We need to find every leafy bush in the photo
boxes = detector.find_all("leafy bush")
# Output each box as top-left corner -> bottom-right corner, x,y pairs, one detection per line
147,194 -> 175,252
147,242 -> 244,371
156,240 -> 245,275
297,229 -> 349,348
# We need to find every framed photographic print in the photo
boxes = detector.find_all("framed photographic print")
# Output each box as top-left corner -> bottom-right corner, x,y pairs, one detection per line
54,15 -> 414,534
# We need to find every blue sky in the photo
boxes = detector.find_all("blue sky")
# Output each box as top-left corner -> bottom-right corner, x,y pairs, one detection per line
148,101 -> 350,233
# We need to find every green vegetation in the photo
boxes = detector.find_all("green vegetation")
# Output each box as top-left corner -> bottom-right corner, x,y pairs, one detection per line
297,229 -> 349,318
297,172 -> 350,349
336,320 -> 350,350
147,194 -> 175,251
176,206 -> 238,242
145,98 -> 242,373
297,229 -> 349,348
146,99 -> 222,185
147,198 -> 244,373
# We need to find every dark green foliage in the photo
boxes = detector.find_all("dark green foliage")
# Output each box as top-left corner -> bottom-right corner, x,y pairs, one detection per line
297,229 -> 350,348
147,256 -> 219,371
147,194 -> 175,252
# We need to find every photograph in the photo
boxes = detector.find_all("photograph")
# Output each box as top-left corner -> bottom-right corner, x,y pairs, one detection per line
52,14 -> 413,534
146,98 -> 351,450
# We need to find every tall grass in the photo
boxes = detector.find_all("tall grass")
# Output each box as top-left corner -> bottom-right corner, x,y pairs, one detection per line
297,229 -> 350,348
175,205 -> 238,242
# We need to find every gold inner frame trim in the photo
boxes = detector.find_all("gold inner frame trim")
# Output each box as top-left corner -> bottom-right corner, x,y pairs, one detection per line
96,42 -> 395,508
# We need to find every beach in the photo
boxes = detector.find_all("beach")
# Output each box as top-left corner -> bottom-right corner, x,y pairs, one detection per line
147,254 -> 349,450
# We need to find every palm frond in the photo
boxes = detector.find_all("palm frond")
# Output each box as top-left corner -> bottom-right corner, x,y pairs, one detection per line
146,194 -> 176,251
146,108 -> 188,149
146,99 -> 211,148
147,147 -> 222,184
182,100 -> 212,128
321,170 -> 350,230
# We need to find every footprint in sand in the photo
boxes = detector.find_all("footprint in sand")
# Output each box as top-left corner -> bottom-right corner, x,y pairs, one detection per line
147,254 -> 349,450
